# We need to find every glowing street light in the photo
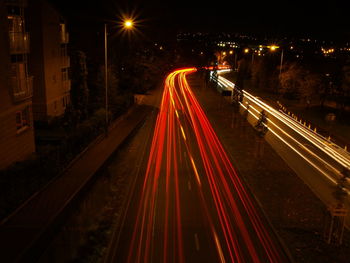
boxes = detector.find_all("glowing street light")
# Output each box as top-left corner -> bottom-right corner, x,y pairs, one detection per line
244,48 -> 249,53
124,19 -> 133,28
269,45 -> 279,51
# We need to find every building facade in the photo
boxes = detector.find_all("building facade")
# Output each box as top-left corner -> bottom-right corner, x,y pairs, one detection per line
0,0 -> 35,169
28,0 -> 71,123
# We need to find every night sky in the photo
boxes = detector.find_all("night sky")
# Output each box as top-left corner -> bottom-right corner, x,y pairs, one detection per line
50,0 -> 350,40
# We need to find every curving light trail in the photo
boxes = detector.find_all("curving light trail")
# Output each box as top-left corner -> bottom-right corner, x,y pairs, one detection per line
126,68 -> 286,263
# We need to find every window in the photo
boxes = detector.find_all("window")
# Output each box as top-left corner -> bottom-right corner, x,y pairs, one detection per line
16,106 -> 30,131
7,15 -> 23,32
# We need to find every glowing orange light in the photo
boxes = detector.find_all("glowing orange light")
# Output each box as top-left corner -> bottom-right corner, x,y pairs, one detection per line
124,19 -> 133,28
269,45 -> 279,51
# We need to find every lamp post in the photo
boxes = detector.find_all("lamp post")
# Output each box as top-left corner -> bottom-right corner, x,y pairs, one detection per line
269,45 -> 284,94
104,19 -> 134,135
279,48 -> 284,79
269,45 -> 284,78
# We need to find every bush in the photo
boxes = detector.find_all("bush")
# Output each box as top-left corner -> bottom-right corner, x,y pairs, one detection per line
0,153 -> 60,221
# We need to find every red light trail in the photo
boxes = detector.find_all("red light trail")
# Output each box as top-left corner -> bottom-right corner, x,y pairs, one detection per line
126,68 -> 286,263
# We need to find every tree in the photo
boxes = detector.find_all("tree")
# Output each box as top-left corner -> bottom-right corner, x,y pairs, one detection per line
338,62 -> 350,111
250,55 -> 279,93
92,64 -> 132,120
236,58 -> 250,89
279,62 -> 300,99
70,50 -> 89,121
299,71 -> 321,105
280,62 -> 322,106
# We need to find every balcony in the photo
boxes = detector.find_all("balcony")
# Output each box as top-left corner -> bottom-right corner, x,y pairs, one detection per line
61,55 -> 70,68
9,32 -> 30,54
11,75 -> 33,102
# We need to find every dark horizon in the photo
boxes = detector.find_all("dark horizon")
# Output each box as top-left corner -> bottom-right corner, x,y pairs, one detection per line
49,0 -> 350,42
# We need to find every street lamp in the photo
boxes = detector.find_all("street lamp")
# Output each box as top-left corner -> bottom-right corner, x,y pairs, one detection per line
124,19 -> 133,28
269,45 -> 284,94
269,45 -> 283,78
104,19 -> 134,135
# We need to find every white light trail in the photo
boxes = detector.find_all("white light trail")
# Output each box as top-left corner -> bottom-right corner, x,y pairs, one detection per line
217,73 -> 350,174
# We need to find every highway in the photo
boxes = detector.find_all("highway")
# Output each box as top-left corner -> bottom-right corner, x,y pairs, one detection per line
106,68 -> 291,262
216,71 -> 350,226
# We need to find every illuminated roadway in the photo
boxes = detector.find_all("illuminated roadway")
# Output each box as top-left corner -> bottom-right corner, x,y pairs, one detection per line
106,68 -> 291,262
217,71 -> 350,226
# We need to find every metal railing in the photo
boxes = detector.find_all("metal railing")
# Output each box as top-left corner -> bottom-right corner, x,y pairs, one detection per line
9,32 -> 30,54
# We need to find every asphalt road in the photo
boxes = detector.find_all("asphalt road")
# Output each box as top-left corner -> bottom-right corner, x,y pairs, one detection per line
105,68 -> 291,263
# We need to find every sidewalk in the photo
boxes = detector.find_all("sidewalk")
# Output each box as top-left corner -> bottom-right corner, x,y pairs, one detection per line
189,73 -> 350,263
0,104 -> 152,263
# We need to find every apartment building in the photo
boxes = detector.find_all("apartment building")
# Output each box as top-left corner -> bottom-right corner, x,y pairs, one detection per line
0,0 -> 35,169
28,0 -> 71,123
